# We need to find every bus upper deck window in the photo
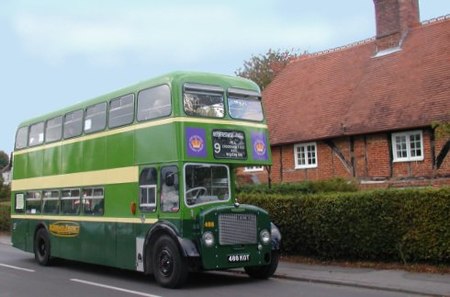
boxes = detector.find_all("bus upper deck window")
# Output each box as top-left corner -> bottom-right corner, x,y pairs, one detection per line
85,102 -> 107,134
29,122 -> 45,147
15,126 -> 28,149
109,94 -> 134,128
183,83 -> 224,118
228,88 -> 264,121
45,116 -> 62,143
63,110 -> 83,139
137,85 -> 171,121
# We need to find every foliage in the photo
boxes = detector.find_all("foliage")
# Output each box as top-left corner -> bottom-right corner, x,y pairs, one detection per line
236,178 -> 358,195
432,121 -> 450,139
0,183 -> 10,201
0,203 -> 10,232
0,150 -> 8,170
239,188 -> 450,264
235,49 -> 304,90
0,173 -> 10,201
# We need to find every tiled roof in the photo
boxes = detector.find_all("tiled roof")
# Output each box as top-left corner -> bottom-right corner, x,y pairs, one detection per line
263,17 -> 450,145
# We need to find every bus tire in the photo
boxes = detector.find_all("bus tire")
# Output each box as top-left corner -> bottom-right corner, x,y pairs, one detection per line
244,251 -> 279,279
152,235 -> 188,288
34,228 -> 52,266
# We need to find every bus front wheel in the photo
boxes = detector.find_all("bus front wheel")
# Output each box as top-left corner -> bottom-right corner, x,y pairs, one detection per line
152,235 -> 188,288
34,228 -> 52,266
244,251 -> 279,279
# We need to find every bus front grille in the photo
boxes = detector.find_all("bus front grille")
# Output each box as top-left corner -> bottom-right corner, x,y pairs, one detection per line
218,213 -> 257,245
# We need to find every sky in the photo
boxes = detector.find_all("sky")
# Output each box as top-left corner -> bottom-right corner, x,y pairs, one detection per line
0,0 -> 449,156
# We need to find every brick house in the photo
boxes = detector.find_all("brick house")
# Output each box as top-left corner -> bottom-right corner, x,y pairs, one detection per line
243,0 -> 450,188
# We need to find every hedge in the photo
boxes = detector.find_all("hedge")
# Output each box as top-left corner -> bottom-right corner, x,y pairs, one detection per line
0,203 -> 10,232
237,177 -> 358,195
239,187 -> 450,264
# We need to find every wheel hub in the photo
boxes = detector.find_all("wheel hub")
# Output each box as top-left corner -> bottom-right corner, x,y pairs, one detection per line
159,249 -> 173,277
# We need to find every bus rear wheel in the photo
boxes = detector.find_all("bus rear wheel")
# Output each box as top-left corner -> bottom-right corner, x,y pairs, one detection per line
152,235 -> 188,288
34,228 -> 52,266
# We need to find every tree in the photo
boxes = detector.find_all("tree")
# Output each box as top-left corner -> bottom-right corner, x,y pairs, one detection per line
432,121 -> 450,139
235,49 -> 304,90
0,151 -> 8,171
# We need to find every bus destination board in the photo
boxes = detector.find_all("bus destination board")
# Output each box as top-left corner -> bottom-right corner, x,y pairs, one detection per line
212,130 -> 246,159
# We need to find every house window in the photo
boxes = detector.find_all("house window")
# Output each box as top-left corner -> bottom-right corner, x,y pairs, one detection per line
294,142 -> 317,169
392,130 -> 424,162
244,166 -> 264,172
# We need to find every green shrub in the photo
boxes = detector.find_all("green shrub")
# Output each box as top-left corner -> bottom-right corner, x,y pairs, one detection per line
239,187 -> 450,264
236,178 -> 358,195
0,203 -> 10,232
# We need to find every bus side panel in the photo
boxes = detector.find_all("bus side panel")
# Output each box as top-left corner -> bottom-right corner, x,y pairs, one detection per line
108,183 -> 139,270
107,131 -> 134,168
80,221 -> 115,266
115,222 -> 137,270
135,124 -> 178,164
26,150 -> 44,178
11,219 -> 30,252
83,136 -> 106,171
12,153 -> 27,180
54,231 -> 81,261
43,145 -> 61,176
62,142 -> 83,174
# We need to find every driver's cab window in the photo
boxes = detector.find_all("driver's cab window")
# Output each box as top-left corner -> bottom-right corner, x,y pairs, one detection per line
139,167 -> 157,212
184,164 -> 230,207
160,166 -> 179,212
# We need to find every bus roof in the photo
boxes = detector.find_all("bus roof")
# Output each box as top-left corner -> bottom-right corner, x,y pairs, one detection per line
18,71 -> 260,128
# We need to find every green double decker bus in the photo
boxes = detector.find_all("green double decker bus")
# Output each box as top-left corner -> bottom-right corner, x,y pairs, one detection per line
10,71 -> 280,288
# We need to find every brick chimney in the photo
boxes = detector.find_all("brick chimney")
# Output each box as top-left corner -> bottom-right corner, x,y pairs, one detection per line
373,0 -> 420,53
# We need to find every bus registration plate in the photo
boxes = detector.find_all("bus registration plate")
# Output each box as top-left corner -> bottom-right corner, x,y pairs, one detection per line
227,254 -> 250,263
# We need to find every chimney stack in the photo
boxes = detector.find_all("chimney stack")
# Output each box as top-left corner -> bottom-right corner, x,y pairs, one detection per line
373,0 -> 420,52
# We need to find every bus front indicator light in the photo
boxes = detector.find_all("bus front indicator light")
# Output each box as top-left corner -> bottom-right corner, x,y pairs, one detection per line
202,231 -> 214,247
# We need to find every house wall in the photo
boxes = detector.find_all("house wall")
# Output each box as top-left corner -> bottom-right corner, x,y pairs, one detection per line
238,128 -> 450,188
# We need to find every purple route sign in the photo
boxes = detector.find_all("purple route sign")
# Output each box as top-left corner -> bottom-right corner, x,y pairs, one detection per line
251,132 -> 268,161
186,127 -> 207,158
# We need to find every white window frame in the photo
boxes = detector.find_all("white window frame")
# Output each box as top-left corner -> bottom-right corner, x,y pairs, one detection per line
391,130 -> 424,162
244,166 -> 264,172
294,142 -> 318,169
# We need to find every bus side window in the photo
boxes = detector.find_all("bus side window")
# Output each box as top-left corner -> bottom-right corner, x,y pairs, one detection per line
45,116 -> 62,143
137,85 -> 171,121
84,102 -> 107,134
15,126 -> 28,150
61,189 -> 81,215
160,166 -> 179,212
109,94 -> 134,128
42,190 -> 60,214
29,122 -> 45,147
63,110 -> 83,139
139,168 -> 157,212
82,187 -> 104,215
25,191 -> 42,214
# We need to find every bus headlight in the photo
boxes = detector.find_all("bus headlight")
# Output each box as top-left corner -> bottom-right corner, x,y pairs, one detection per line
260,229 -> 270,245
202,231 -> 215,247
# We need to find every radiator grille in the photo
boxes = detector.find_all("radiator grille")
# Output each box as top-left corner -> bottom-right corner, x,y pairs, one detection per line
218,213 -> 257,245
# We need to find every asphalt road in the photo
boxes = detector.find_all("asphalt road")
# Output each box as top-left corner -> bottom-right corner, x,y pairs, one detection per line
0,243 -> 427,297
